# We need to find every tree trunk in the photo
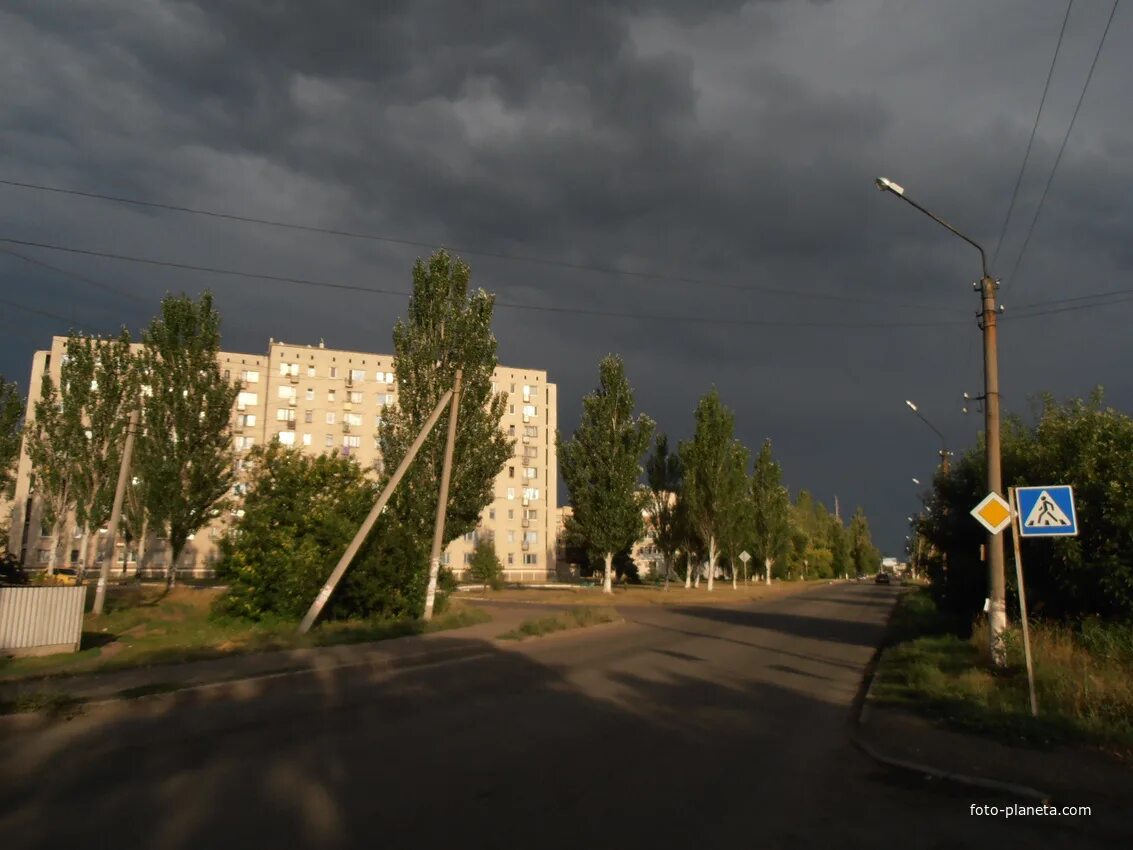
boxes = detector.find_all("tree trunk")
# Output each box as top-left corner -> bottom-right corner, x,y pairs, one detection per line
663,555 -> 671,591
732,560 -> 738,590
46,529 -> 60,575
706,536 -> 716,592
135,533 -> 149,582
765,557 -> 772,585
684,553 -> 692,589
602,552 -> 613,595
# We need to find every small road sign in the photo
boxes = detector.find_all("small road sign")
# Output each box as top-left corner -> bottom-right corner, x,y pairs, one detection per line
1016,485 -> 1078,537
971,492 -> 1012,534
738,550 -> 751,564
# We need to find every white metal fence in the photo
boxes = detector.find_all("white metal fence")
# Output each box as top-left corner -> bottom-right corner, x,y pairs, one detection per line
0,585 -> 85,656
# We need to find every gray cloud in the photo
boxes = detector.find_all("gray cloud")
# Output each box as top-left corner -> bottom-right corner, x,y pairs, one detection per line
2,0 -> 1131,553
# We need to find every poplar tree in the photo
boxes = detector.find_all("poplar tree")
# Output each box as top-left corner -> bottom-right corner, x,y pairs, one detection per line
0,378 -> 22,500
680,389 -> 744,592
751,439 -> 790,585
375,249 -> 512,614
644,433 -> 682,589
136,292 -> 240,587
558,355 -> 654,594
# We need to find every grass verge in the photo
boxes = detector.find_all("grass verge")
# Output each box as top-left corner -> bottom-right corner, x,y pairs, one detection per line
0,587 -> 490,683
0,692 -> 86,717
497,606 -> 615,641
873,588 -> 1133,757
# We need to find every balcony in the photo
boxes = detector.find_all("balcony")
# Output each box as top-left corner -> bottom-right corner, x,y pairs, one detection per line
521,518 -> 529,528
287,398 -> 297,407
521,541 -> 530,551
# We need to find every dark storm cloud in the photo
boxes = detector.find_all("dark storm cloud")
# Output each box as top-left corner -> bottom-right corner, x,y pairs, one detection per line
2,0 -> 1131,552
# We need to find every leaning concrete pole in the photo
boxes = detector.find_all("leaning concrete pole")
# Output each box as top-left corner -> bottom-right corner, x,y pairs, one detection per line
298,387 -> 455,634
93,407 -> 139,616
423,369 -> 462,622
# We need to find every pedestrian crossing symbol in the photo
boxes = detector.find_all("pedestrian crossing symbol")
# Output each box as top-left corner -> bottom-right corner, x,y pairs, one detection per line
1016,486 -> 1078,537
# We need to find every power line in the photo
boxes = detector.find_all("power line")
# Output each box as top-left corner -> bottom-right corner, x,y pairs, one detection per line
0,176 -> 950,313
0,235 -> 967,330
0,295 -> 85,327
991,0 -> 1074,270
0,246 -> 146,303
1003,0 -> 1121,294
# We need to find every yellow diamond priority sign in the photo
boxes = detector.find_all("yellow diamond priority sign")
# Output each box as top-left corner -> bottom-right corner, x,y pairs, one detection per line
971,492 -> 1012,534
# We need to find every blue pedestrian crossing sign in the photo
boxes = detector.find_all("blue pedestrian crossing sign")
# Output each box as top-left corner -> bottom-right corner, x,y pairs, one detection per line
1016,486 -> 1078,537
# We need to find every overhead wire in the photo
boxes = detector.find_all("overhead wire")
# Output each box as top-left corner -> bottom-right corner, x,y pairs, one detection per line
1003,0 -> 1121,294
991,0 -> 1074,270
0,177 -> 951,313
0,235 -> 971,330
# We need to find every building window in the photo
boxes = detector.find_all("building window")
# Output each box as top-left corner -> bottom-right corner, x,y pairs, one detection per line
344,435 -> 361,448
278,431 -> 296,446
509,404 -> 514,414
302,433 -> 312,446
37,550 -> 50,564
381,371 -> 395,383
523,404 -> 536,416
507,531 -> 515,544
350,391 -> 364,404
525,425 -> 538,437
463,531 -> 475,543
278,385 -> 296,400
507,509 -> 514,520
508,466 -> 515,478
325,434 -> 334,447
238,413 -> 256,427
223,370 -> 230,381
508,425 -> 515,436
510,383 -> 516,393
328,390 -> 336,403
525,509 -> 537,520
241,370 -> 259,383
464,552 -> 474,565
307,365 -> 316,378
375,415 -> 383,428
507,488 -> 514,500
277,408 -> 296,423
524,467 -> 537,479
351,369 -> 365,382
344,412 -> 362,427
326,412 -> 336,424
488,509 -> 495,520
330,367 -> 338,378
306,388 -> 315,401
304,410 -> 313,424
523,554 -> 538,565
524,531 -> 538,544
235,436 -> 255,450
238,391 -> 258,407
507,553 -> 514,565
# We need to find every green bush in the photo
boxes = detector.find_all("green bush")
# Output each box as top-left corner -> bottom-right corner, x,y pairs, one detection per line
468,538 -> 504,590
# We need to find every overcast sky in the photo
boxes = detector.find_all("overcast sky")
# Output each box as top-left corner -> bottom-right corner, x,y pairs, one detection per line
2,0 -> 1130,555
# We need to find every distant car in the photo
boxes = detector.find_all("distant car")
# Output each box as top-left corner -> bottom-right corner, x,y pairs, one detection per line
875,572 -> 891,585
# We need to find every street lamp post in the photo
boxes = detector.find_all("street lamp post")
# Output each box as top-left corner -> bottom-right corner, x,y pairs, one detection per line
879,177 -> 1007,666
904,400 -> 952,474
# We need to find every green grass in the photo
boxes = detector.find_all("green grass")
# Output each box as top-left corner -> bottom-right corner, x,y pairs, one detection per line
873,588 -> 1133,756
0,692 -> 87,716
497,606 -> 615,641
0,587 -> 490,683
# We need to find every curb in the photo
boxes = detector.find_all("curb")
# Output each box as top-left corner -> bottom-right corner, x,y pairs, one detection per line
0,641 -> 494,730
493,616 -> 626,645
850,600 -> 1053,803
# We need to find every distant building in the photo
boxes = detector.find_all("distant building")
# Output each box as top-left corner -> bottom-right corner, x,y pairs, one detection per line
8,336 -> 559,582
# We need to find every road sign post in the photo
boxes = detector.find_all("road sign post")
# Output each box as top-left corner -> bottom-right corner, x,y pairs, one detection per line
1008,487 -> 1039,717
739,550 -> 751,584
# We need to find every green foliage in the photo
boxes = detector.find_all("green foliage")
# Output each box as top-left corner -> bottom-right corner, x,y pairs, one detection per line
679,389 -> 743,579
0,377 -> 23,499
750,439 -> 790,575
849,507 -> 880,575
718,440 -> 752,580
215,442 -> 375,620
558,355 -> 654,589
379,249 -> 512,548
644,433 -> 682,580
923,388 -> 1133,621
469,537 -> 504,589
136,292 -> 240,578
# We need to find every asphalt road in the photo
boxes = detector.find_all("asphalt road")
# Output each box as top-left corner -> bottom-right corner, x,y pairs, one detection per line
0,583 -> 1120,849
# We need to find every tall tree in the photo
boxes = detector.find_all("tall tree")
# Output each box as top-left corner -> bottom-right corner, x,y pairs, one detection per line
718,441 -> 752,589
829,520 -> 852,579
558,355 -> 654,594
644,433 -> 682,590
849,507 -> 879,576
0,378 -> 23,502
376,249 -> 512,614
751,439 -> 790,585
60,331 -> 137,580
136,292 -> 240,587
680,389 -> 743,592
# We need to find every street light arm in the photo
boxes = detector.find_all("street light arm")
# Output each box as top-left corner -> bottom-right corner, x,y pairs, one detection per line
877,180 -> 989,278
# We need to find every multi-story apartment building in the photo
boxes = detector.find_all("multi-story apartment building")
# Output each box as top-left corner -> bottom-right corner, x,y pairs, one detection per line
7,336 -> 559,582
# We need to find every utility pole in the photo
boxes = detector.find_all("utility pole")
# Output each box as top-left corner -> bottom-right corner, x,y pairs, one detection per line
423,369 -> 462,622
298,385 -> 456,634
93,407 -> 139,616
979,274 -> 1007,664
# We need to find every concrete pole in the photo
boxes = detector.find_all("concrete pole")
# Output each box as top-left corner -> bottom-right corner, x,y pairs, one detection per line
423,369 -> 462,622
93,408 -> 139,616
981,275 -> 1008,666
298,387 -> 455,634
